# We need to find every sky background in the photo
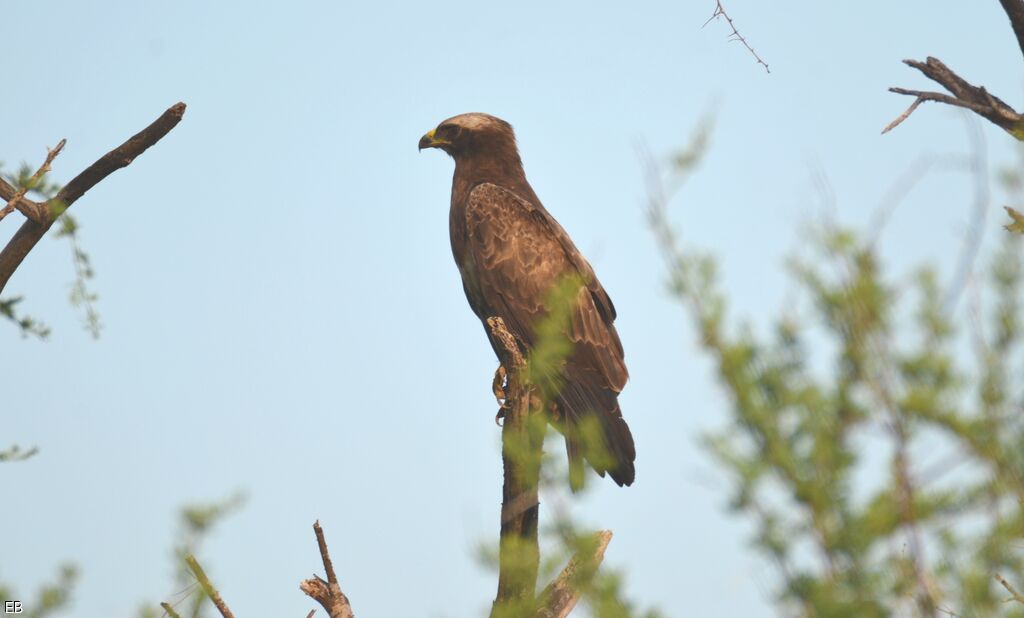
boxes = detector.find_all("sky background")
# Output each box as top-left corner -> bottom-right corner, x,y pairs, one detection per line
2,1 -> 1021,616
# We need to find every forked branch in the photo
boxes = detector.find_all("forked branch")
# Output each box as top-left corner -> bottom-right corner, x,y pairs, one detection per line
885,1 -> 1024,136
300,521 -> 355,618
0,102 -> 186,295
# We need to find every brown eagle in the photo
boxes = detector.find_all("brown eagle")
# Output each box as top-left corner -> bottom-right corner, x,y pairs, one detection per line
419,113 -> 636,490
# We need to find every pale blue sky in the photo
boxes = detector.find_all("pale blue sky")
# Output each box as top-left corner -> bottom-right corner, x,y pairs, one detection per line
3,1 -> 1020,616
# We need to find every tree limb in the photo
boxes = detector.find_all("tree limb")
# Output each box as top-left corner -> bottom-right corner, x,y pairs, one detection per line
999,0 -> 1024,61
535,530 -> 613,618
184,555 -> 235,618
488,316 -> 544,616
299,521 -> 355,618
0,102 -> 186,295
885,57 -> 1024,137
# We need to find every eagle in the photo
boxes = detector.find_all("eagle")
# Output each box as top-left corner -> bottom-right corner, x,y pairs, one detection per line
419,113 -> 636,490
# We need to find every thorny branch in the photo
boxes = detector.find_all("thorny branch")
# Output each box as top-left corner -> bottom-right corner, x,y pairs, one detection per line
705,1 -> 770,74
0,102 -> 186,295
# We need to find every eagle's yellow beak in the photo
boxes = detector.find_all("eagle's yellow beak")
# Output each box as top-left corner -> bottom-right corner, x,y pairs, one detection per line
418,129 -> 449,151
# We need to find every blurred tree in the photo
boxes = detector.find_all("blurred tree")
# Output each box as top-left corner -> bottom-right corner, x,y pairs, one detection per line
648,123 -> 1024,617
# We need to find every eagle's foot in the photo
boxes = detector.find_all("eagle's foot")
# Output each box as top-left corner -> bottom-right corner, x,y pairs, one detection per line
493,364 -> 510,426
492,364 -> 508,404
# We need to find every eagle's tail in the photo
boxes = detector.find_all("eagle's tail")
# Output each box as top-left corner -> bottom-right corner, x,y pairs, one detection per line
558,369 -> 636,492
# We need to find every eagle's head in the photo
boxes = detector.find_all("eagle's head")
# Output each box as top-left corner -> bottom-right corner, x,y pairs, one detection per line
418,113 -> 518,160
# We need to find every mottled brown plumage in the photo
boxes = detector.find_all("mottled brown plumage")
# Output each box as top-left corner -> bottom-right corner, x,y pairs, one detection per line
419,113 -> 635,489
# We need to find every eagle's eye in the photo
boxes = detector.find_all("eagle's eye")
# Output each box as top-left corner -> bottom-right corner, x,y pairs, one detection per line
438,124 -> 462,140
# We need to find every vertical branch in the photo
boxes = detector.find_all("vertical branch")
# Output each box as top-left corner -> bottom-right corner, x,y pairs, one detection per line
488,316 -> 544,616
299,521 -> 355,618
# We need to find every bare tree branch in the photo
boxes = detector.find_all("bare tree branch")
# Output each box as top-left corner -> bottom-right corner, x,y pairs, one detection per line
184,555 -> 235,618
0,139 -> 65,224
0,102 -> 186,295
299,521 -> 355,618
535,530 -> 613,618
488,315 -> 544,616
885,57 -> 1024,137
706,1 -> 770,73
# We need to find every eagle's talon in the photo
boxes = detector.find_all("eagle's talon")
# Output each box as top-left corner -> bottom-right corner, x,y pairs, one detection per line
492,364 -> 508,405
494,407 -> 507,426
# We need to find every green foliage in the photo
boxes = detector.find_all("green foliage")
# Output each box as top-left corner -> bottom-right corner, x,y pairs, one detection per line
0,565 -> 78,618
0,162 -> 101,338
0,443 -> 40,462
651,128 -> 1024,614
1005,206 -> 1024,235
0,296 -> 50,339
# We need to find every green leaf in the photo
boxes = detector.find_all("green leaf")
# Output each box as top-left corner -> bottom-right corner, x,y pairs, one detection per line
1004,206 -> 1024,234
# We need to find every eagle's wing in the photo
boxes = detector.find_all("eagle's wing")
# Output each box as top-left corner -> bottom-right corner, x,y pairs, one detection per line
463,182 -> 635,488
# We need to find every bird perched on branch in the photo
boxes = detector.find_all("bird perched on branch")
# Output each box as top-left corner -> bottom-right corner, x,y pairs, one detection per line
419,113 -> 635,490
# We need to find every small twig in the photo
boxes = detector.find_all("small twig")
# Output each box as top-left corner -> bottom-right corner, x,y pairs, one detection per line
705,1 -> 770,73
996,573 -> 1024,604
184,555 -> 235,618
159,601 -> 183,618
881,97 -> 926,135
299,521 -> 355,618
535,531 -> 613,618
0,139 -> 65,224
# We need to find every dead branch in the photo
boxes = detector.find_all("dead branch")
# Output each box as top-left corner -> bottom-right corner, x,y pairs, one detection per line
705,1 -> 770,74
488,316 -> 544,615
885,56 -> 1023,137
535,531 -> 613,618
885,0 -> 1024,134
0,102 -> 186,295
299,521 -> 355,618
184,555 -> 235,618
0,139 -> 65,224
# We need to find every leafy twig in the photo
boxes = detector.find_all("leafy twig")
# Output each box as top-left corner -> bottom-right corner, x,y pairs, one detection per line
0,140 -> 65,223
